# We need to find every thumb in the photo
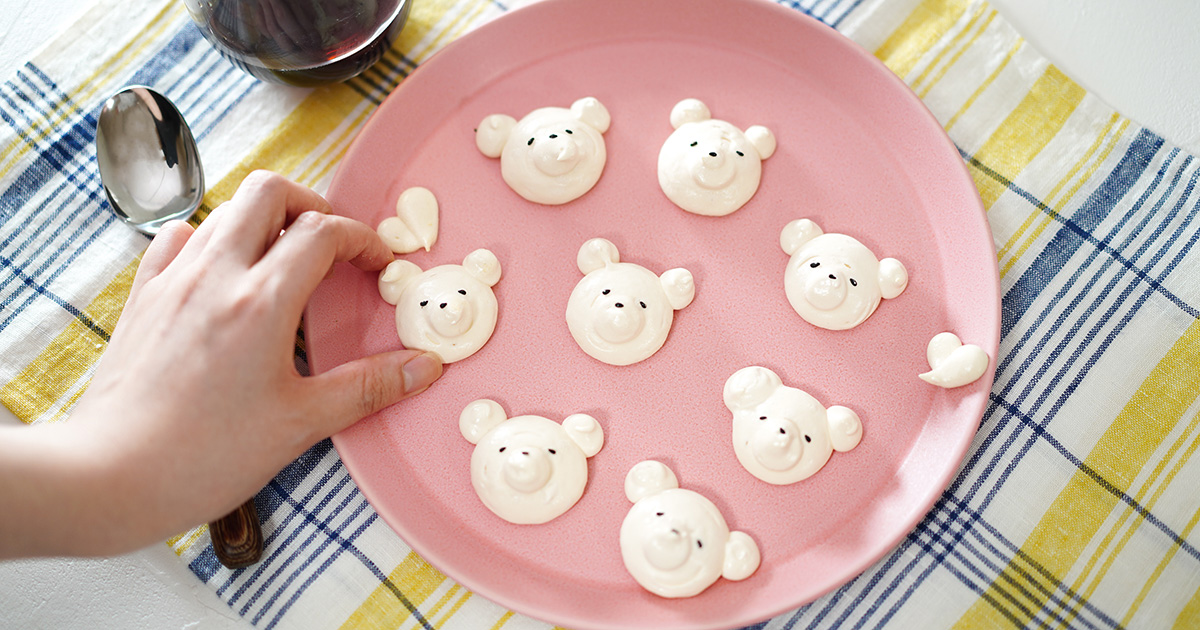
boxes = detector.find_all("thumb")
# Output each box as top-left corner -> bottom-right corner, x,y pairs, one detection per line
305,350 -> 443,436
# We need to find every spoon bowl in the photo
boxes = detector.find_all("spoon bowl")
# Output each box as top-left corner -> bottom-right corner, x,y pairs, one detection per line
95,86 -> 203,235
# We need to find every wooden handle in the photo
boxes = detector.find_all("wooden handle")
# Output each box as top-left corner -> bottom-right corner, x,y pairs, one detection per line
209,498 -> 263,569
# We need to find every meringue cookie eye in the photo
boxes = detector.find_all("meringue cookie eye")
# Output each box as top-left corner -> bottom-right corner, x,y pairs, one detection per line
458,289 -> 467,295
809,261 -> 820,268
420,300 -> 428,307
849,278 -> 858,287
689,141 -> 698,147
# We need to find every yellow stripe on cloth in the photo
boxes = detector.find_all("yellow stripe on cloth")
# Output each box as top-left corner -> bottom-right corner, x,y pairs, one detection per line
487,612 -> 516,630
943,38 -> 1022,133
996,115 -> 1128,278
911,3 -> 995,99
1174,583 -> 1200,629
968,65 -> 1087,210
338,551 -> 450,629
0,258 -> 139,423
1119,425 -> 1200,626
1046,405 -> 1200,628
874,0 -> 972,80
167,524 -> 209,555
953,318 -> 1200,629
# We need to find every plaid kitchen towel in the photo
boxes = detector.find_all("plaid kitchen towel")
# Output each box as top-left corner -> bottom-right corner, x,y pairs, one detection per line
3,0 -> 1200,628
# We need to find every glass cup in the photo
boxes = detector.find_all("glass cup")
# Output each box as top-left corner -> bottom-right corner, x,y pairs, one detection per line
182,0 -> 412,86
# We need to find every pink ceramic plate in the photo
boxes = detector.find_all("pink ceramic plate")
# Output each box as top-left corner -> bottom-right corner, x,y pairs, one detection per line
309,0 -> 999,627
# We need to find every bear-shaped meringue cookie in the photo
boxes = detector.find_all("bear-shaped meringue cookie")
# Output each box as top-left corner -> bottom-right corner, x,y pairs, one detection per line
780,219 -> 908,331
620,460 -> 760,598
723,366 -> 862,485
565,237 -> 694,366
378,249 -> 501,363
460,399 -> 604,525
475,97 -> 611,205
657,98 -> 776,217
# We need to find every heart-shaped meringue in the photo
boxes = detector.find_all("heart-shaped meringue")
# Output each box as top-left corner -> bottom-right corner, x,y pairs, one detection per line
919,332 -> 989,388
377,186 -> 439,254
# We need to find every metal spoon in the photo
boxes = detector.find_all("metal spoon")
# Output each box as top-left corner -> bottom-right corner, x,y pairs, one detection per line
95,86 -> 263,568
95,86 -> 203,235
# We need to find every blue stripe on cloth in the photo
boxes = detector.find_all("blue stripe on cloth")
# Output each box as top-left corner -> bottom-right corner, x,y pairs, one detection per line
226,470 -> 354,603
190,440 -> 341,582
999,129 -> 1166,338
125,23 -> 205,91
988,393 -> 1200,562
775,0 -> 865,27
257,495 -> 435,630
0,245 -> 112,341
259,508 -> 401,629
0,64 -> 79,158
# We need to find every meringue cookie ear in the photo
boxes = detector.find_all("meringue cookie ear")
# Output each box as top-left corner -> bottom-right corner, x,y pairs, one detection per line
378,260 -> 423,305
459,399 -> 508,444
780,219 -> 823,256
562,413 -> 604,458
570,97 -> 610,134
745,125 -> 776,160
723,366 -> 782,412
826,405 -> 863,452
670,98 -> 711,129
577,237 -> 620,274
660,268 -> 695,310
878,258 -> 909,300
463,249 -> 502,287
722,531 -> 761,581
625,460 -> 679,503
475,114 -> 516,158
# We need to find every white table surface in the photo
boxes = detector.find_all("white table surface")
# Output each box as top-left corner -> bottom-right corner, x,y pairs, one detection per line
0,0 -> 1197,628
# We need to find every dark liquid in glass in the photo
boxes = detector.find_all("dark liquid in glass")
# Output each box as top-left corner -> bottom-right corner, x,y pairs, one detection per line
185,0 -> 411,87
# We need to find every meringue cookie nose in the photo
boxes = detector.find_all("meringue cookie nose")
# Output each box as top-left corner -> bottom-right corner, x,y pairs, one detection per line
503,450 -> 552,493
804,269 -> 847,311
751,419 -> 803,472
645,527 -> 691,571
533,137 -> 581,176
594,303 -> 645,344
693,155 -> 734,190
430,295 -> 473,336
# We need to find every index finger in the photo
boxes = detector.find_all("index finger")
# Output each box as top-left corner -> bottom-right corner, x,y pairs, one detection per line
204,171 -> 333,267
252,210 -> 393,314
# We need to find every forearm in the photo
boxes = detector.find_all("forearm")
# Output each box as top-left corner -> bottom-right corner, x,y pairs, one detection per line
0,423 -> 139,558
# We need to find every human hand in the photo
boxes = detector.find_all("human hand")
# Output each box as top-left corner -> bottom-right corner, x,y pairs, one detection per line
0,171 -> 442,557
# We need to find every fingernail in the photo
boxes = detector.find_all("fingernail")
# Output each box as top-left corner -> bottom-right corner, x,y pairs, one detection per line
402,351 -> 443,394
